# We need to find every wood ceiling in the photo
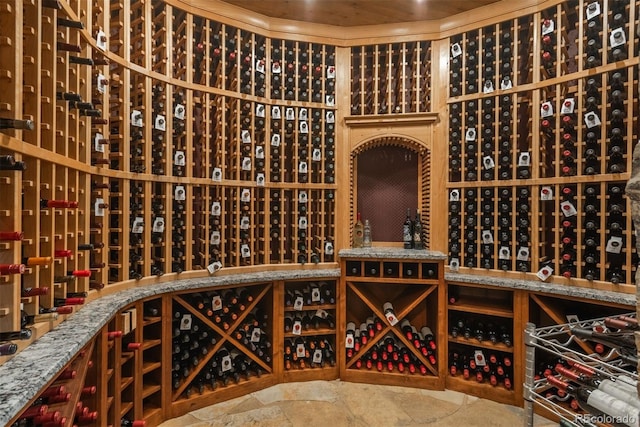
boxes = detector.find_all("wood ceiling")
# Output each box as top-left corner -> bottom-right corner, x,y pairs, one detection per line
217,0 -> 502,27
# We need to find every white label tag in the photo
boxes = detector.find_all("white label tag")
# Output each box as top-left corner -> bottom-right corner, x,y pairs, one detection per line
211,295 -> 222,311
326,95 -> 335,106
482,80 -> 494,94
298,161 -> 308,173
271,106 -> 281,119
315,309 -> 328,319
296,342 -> 306,357
312,148 -> 322,161
345,333 -> 354,349
256,104 -> 265,117
174,104 -> 185,120
299,121 -> 309,133
250,327 -> 261,343
465,128 -> 476,141
174,185 -> 186,200
610,28 -> 626,48
561,98 -> 575,115
482,156 -> 495,170
272,62 -> 281,74
97,73 -> 107,94
451,43 -> 462,58
311,287 -> 321,302
154,114 -> 166,131
606,236 -> 623,254
255,146 -> 265,159
536,265 -> 553,281
385,312 -> 399,326
271,134 -> 281,146
518,152 -> 531,166
240,216 -> 250,230
540,186 -> 554,200
560,201 -> 577,217
96,29 -> 107,51
131,109 -> 143,127
255,59 -> 265,74
474,350 -> 486,366
240,188 -> 251,202
294,296 -> 304,311
241,244 -> 251,258
174,151 -> 185,166
481,230 -> 494,244
326,111 -> 335,123
152,217 -> 165,233
586,2 -> 601,20
207,261 -> 222,274
286,108 -> 295,121
298,216 -> 308,229
211,202 -> 221,216
94,133 -> 105,153
298,191 -> 308,203
516,247 -> 530,261
221,355 -> 232,372
327,65 -> 336,79
256,173 -> 265,186
299,108 -> 308,120
210,230 -> 221,245
212,167 -> 222,181
324,241 -> 334,255
242,157 -> 252,171
584,112 -> 601,128
500,77 -> 512,90
498,246 -> 511,260
313,349 -> 323,363
292,320 -> 302,335
540,101 -> 554,118
449,189 -> 460,202
132,217 -> 144,234
94,198 -> 105,217
449,258 -> 460,271
180,314 -> 192,330
541,19 -> 555,35
241,130 -> 251,143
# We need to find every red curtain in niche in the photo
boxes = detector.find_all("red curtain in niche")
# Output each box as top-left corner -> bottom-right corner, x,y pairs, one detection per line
356,145 -> 418,242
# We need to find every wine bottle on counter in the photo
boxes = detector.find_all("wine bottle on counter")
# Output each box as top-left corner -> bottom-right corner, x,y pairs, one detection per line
352,213 -> 364,248
403,208 -> 413,249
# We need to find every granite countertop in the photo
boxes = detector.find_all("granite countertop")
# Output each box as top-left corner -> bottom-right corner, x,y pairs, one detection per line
338,247 -> 448,260
445,272 -> 636,307
0,268 -> 340,426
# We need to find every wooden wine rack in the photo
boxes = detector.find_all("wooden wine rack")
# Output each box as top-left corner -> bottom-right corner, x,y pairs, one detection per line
444,0 -> 640,291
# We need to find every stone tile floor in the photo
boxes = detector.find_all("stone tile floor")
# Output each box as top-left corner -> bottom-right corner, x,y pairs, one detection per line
159,380 -> 555,427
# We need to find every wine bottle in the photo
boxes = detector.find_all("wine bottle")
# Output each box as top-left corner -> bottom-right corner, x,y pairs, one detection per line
413,210 -> 423,250
571,327 -> 637,365
403,208 -> 413,249
0,118 -> 35,130
352,213 -> 364,248
0,329 -> 32,341
363,219 -> 372,248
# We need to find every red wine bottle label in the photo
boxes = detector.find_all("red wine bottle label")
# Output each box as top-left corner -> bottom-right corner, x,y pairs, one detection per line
70,270 -> 92,277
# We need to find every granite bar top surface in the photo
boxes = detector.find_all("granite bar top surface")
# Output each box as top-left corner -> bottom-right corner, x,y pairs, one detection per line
339,247 -> 447,260
0,268 -> 340,426
445,272 -> 636,307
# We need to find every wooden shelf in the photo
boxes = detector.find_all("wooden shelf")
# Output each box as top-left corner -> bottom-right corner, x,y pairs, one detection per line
447,335 -> 514,353
448,302 -> 513,318
445,375 -> 515,405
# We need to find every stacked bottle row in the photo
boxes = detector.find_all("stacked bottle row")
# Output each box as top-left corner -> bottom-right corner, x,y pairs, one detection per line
528,313 -> 640,425
449,1 -> 639,98
171,284 -> 273,401
448,187 -> 532,272
350,42 -> 431,115
343,275 -> 441,381
10,343 -> 100,427
447,93 -> 532,183
538,70 -> 637,179
448,347 -> 514,390
283,281 -> 337,371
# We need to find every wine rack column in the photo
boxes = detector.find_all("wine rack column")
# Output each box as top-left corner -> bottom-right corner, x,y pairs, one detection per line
282,280 -> 338,381
339,251 -> 446,389
446,283 -> 522,406
169,283 -> 276,416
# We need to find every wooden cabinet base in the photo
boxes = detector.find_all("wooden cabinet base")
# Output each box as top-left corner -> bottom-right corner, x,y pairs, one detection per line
342,370 -> 444,390
445,375 -> 518,406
